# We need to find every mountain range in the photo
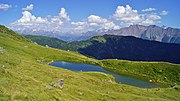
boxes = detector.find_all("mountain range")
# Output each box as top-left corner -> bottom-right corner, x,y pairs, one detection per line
17,25 -> 180,44
24,34 -> 180,64
1,24 -> 180,100
78,25 -> 180,44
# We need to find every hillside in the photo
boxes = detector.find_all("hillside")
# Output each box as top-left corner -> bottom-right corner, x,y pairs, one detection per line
24,34 -> 180,64
78,35 -> 180,64
0,25 -> 180,100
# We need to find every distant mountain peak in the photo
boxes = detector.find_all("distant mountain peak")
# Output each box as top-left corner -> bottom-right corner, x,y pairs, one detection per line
12,24 -> 180,44
83,25 -> 180,44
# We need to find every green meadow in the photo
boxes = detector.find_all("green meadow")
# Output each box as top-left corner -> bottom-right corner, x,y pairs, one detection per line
0,25 -> 180,100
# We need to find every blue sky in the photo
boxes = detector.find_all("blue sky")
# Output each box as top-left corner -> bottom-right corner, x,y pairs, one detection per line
0,0 -> 179,33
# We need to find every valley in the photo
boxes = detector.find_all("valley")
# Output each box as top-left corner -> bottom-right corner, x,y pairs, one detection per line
0,25 -> 180,100
1,1 -> 180,100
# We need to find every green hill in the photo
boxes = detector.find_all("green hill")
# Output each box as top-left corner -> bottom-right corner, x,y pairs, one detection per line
24,35 -> 180,64
0,25 -> 180,100
24,35 -> 92,51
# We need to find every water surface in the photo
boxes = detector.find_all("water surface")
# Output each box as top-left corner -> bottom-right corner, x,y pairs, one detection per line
49,61 -> 157,88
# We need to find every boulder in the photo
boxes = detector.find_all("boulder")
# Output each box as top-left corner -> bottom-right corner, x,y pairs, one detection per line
51,79 -> 64,89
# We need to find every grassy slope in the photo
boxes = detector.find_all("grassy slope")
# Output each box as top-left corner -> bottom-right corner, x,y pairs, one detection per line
24,34 -> 180,86
0,25 -> 180,100
24,34 -> 180,65
99,60 -> 180,86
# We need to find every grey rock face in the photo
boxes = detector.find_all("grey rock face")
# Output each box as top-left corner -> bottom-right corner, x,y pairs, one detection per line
115,25 -> 180,44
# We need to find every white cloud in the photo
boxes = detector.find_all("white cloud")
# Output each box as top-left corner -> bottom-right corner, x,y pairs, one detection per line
59,8 -> 70,21
112,5 -> 142,23
50,16 -> 64,25
146,14 -> 161,20
15,11 -> 47,24
12,8 -> 70,26
22,4 -> 33,11
10,8 -> 72,33
17,11 -> 36,23
0,3 -> 11,10
88,15 -> 119,30
142,8 -> 156,12
70,15 -> 119,32
112,5 -> 163,26
160,10 -> 168,15
71,21 -> 85,26
9,5 -> 167,35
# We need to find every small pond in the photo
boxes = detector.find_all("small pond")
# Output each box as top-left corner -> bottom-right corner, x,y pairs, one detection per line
49,61 -> 157,88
